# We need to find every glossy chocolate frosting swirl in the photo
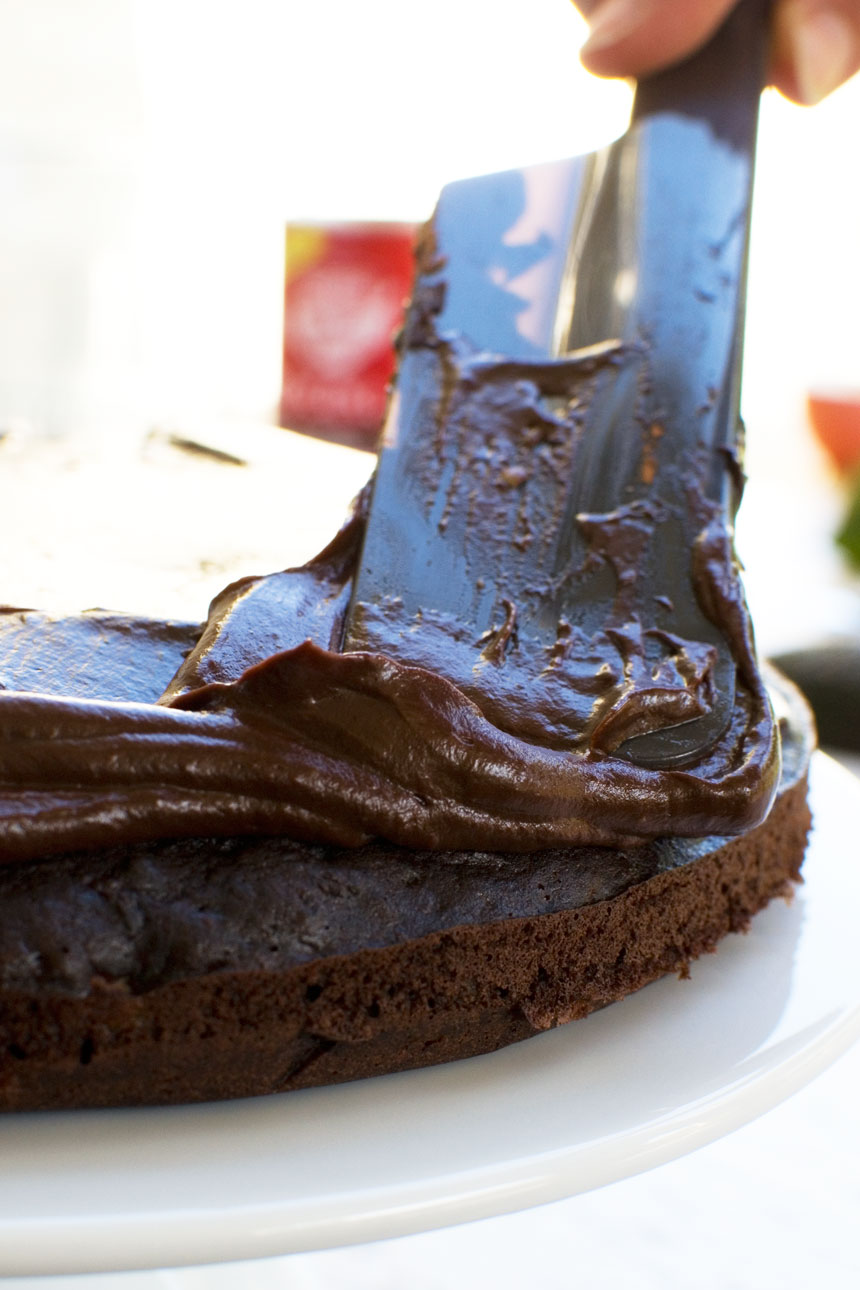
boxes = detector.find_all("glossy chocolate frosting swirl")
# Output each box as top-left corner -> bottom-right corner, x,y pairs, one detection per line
0,184 -> 782,866
0,466 -> 778,864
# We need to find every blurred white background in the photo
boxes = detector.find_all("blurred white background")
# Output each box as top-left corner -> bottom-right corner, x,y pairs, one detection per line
4,0 -> 856,445
1,3 -> 859,1287
1,0 -> 630,439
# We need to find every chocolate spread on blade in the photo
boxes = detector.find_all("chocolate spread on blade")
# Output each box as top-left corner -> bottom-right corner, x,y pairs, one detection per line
0,237 -> 779,863
0,483 -> 777,863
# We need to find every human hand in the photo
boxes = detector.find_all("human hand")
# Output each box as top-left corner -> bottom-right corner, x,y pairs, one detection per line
575,0 -> 860,104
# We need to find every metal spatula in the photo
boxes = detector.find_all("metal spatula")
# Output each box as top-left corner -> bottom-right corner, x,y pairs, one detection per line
340,0 -> 771,770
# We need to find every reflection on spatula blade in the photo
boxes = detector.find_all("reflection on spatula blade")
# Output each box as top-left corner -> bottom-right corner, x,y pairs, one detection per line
341,1 -> 770,769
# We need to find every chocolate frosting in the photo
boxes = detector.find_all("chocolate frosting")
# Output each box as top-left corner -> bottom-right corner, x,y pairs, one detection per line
0,198 -> 779,863
0,450 -> 777,865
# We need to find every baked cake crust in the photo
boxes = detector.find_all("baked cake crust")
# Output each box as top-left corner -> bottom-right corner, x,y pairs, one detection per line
0,672 -> 812,1112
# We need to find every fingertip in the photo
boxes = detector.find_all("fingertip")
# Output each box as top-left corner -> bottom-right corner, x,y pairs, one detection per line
771,1 -> 860,104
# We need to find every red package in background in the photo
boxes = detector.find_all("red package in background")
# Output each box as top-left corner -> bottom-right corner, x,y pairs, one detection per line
280,222 -> 417,450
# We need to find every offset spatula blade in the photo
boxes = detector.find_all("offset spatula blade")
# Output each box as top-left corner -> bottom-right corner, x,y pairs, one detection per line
342,1 -> 771,769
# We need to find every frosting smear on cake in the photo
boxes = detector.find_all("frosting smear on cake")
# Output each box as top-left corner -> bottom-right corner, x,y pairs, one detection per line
0,161 -> 780,861
0,453 -> 777,863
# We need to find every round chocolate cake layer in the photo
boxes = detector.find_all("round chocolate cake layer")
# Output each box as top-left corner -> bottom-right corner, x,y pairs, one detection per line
0,674 -> 812,1112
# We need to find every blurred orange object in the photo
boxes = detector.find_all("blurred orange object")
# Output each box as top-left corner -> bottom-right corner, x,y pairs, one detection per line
807,391 -> 860,475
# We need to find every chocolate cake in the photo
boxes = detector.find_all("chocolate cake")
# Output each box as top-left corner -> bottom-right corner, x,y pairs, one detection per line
0,329 -> 813,1115
0,730 -> 812,1109
0,561 -> 813,1113
0,11 -> 811,1111
0,608 -> 812,1112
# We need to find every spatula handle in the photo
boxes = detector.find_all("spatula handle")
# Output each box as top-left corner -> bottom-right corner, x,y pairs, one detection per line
632,0 -> 772,145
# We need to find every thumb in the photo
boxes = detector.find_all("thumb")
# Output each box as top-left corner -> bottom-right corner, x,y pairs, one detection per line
577,0 -> 739,78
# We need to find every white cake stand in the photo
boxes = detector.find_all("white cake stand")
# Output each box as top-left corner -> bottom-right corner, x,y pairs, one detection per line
0,753 -> 857,1278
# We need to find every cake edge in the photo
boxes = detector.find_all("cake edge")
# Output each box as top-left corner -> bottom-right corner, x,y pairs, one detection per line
0,731 -> 812,1112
